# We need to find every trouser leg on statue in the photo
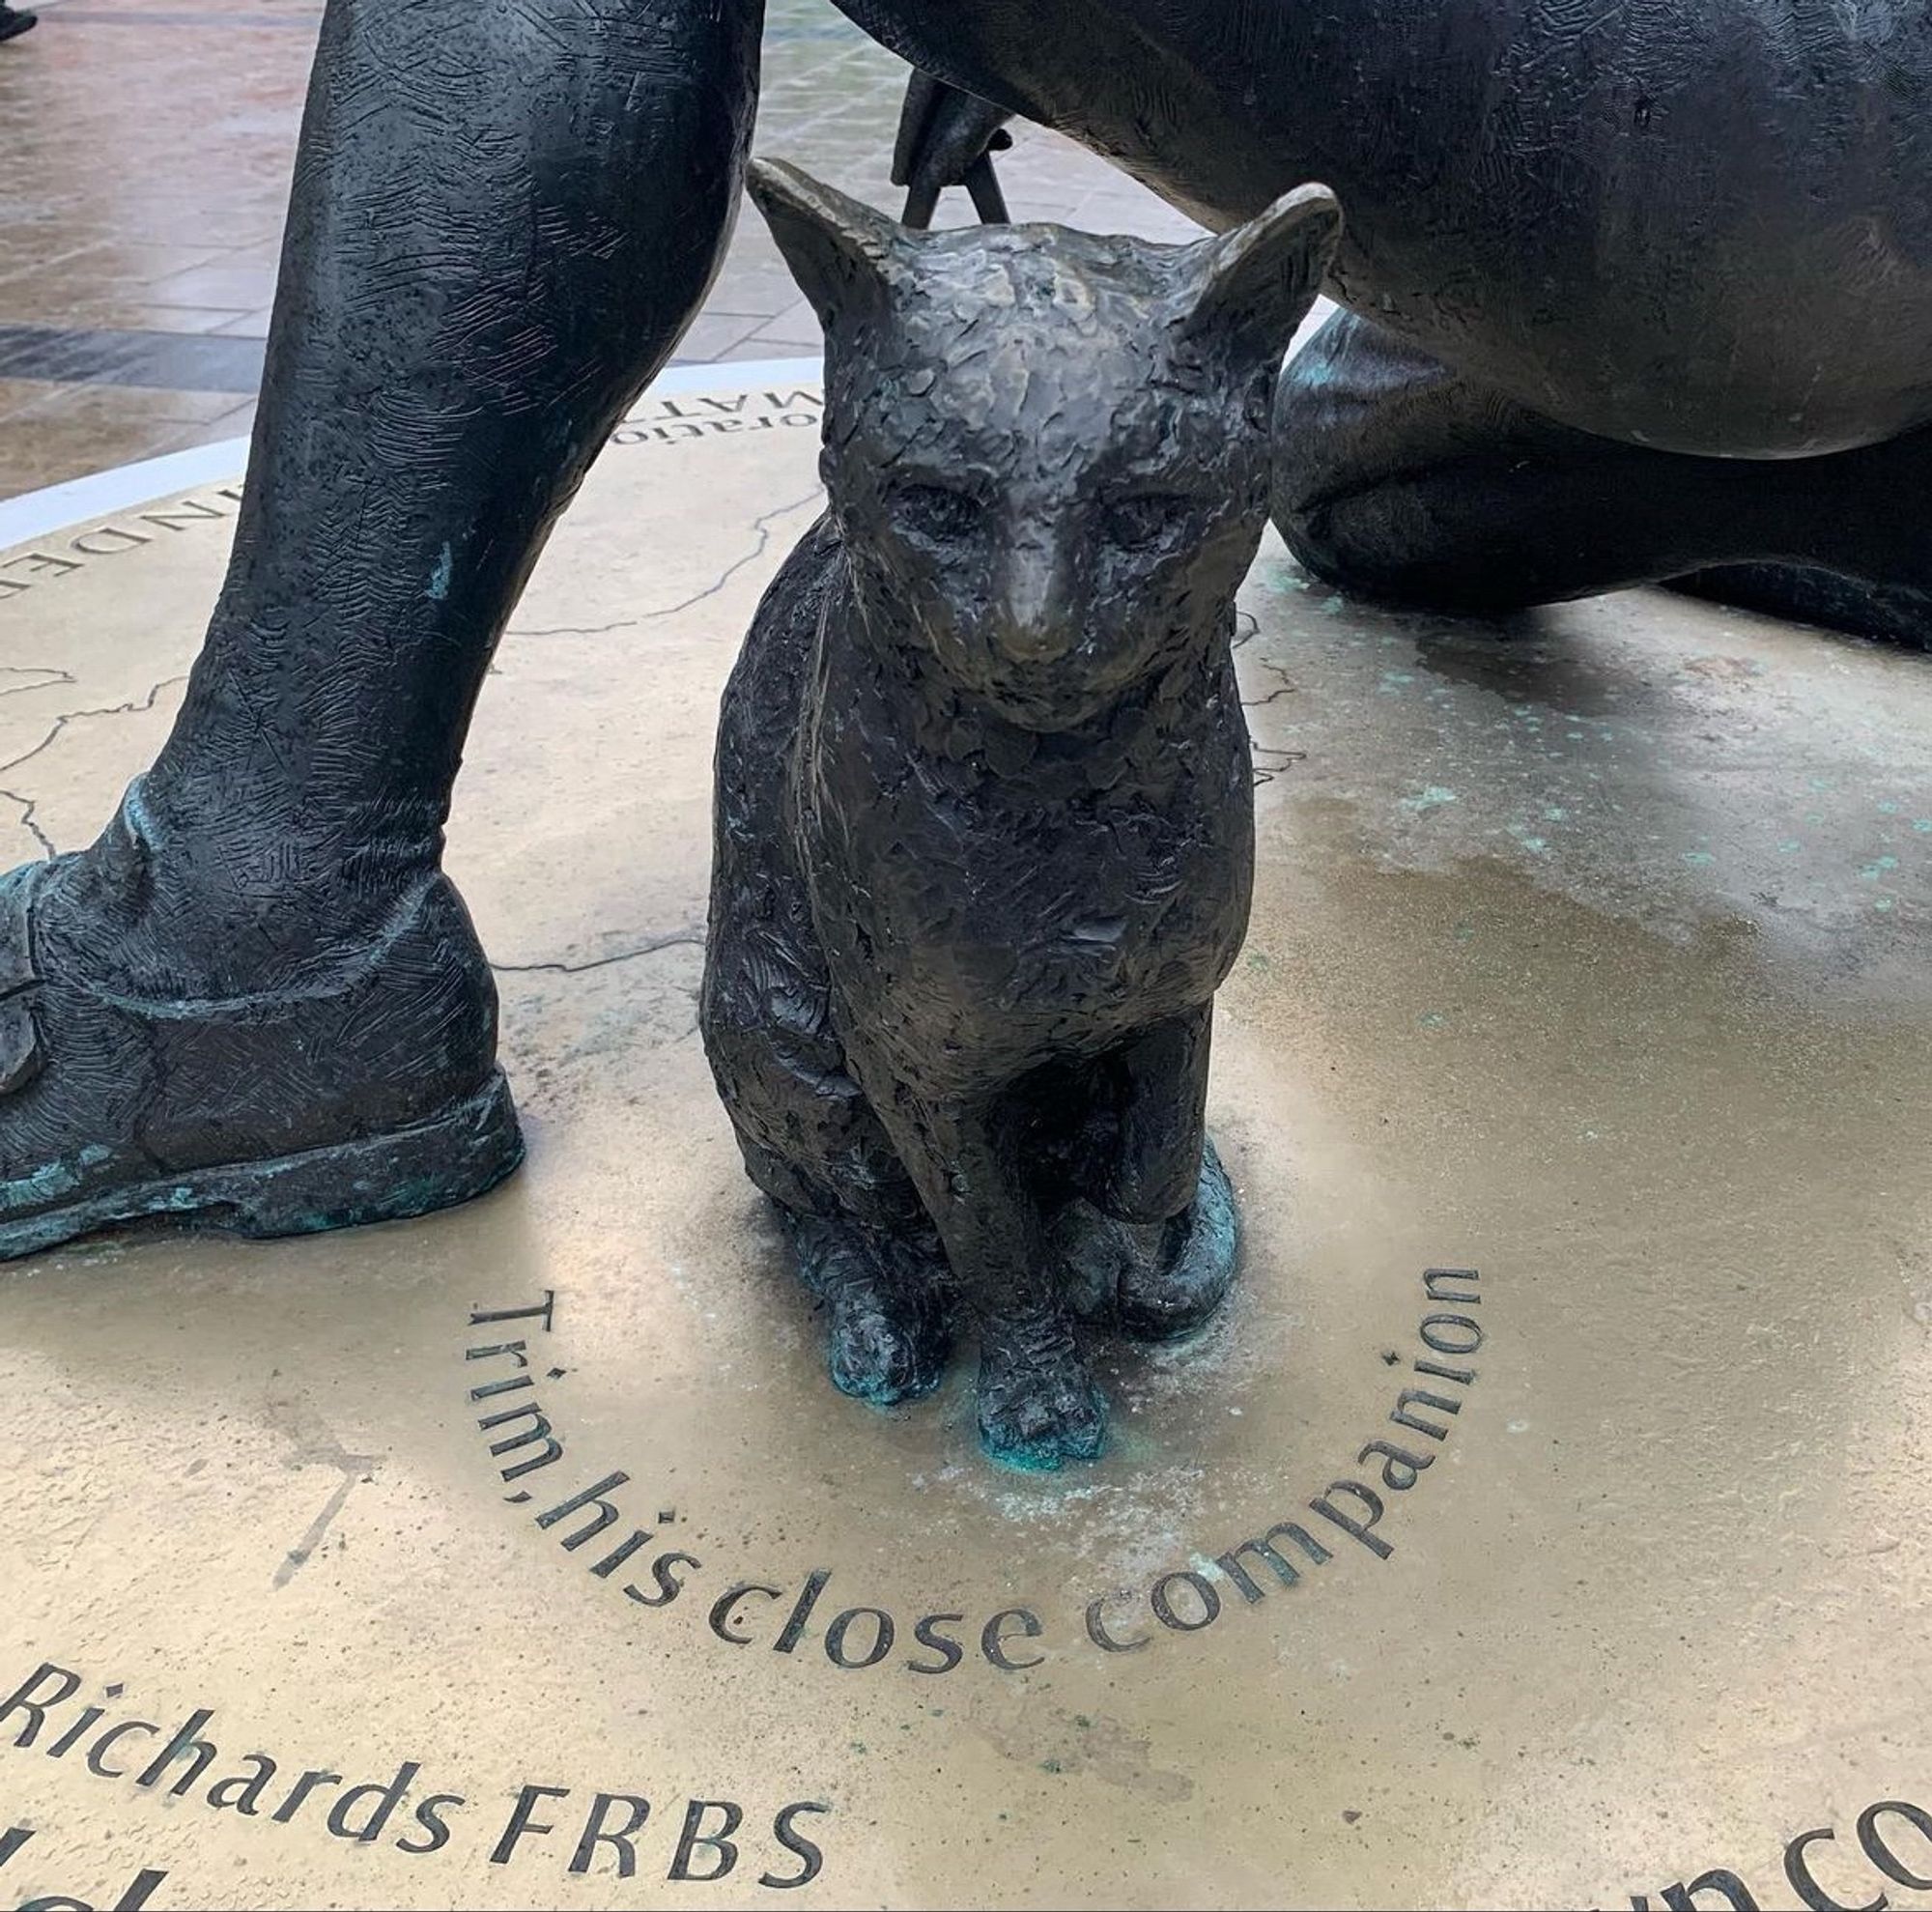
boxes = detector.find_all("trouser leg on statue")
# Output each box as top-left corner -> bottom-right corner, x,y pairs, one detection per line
1272,309 -> 1932,643
0,0 -> 764,1257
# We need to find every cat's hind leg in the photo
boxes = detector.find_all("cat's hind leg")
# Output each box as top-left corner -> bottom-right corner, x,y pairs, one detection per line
778,1206 -> 952,1406
701,956 -> 957,1405
701,566 -> 954,1406
704,1005 -> 957,1405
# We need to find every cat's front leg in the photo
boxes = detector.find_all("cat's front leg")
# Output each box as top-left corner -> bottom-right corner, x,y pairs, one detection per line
1097,1007 -> 1214,1225
1061,1007 -> 1240,1341
873,1088 -> 1107,1470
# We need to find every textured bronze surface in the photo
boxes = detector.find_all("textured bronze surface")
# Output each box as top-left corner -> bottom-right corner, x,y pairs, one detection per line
702,168 -> 1336,1468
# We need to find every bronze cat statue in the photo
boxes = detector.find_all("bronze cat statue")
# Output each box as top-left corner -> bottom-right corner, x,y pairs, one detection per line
701,161 -> 1341,1470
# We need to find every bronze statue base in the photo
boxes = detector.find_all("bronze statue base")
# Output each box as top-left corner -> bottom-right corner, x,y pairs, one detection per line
2,380 -> 1926,1909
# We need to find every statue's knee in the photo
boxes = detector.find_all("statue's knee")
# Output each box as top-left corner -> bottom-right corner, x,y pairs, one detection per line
1271,470 -> 1500,611
1268,469 -> 1402,596
1268,331 -> 1404,589
1267,311 -> 1511,604
1270,342 -> 1352,508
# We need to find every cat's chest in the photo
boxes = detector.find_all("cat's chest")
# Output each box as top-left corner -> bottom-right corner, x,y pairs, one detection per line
839,780 -> 1213,935
795,674 -> 1252,1044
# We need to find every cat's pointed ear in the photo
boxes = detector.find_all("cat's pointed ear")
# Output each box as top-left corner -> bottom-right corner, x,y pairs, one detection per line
1175,184 -> 1343,359
747,159 -> 902,330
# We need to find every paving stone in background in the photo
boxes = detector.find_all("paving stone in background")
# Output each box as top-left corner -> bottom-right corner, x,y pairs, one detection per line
0,0 -> 1199,497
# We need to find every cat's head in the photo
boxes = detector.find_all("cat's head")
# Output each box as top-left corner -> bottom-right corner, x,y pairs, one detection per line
748,158 -> 1341,732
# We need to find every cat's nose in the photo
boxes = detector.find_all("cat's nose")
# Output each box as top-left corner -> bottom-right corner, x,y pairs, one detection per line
991,546 -> 1075,665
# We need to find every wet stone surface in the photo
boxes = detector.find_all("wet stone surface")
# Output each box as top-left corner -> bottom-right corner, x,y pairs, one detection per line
0,0 -> 1196,499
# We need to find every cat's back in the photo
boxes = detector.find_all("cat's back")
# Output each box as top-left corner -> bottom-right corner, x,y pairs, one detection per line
713,511 -> 842,866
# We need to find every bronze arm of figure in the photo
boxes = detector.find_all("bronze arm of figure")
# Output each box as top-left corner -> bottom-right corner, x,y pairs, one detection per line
1,0 -> 1927,1259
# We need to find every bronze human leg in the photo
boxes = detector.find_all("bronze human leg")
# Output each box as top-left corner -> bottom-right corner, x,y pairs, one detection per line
0,0 -> 763,1254
1273,310 -> 1932,642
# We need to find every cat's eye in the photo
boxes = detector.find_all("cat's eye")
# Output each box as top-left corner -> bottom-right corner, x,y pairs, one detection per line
1102,493 -> 1189,551
896,482 -> 980,542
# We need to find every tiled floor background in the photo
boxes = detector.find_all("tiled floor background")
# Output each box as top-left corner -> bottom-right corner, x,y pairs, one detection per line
0,0 -> 1199,499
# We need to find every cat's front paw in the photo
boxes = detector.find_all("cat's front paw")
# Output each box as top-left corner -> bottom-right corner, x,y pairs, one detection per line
976,1317 -> 1108,1471
1117,1139 -> 1239,1340
1053,1140 -> 1239,1341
